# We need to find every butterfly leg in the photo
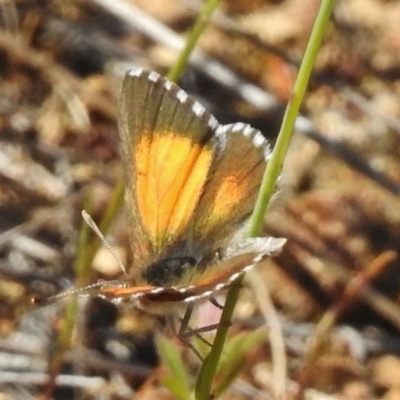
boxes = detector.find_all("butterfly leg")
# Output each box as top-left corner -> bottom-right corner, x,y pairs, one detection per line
166,311 -> 205,360
209,297 -> 224,310
179,299 -> 232,338
167,303 -> 233,359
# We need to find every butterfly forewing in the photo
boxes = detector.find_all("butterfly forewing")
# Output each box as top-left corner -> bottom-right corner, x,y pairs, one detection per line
119,70 -> 223,273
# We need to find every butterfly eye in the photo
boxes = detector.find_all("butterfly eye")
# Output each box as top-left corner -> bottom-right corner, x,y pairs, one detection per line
142,256 -> 197,286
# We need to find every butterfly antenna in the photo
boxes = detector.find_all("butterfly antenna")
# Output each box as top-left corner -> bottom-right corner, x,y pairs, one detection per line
31,279 -> 124,305
81,210 -> 129,277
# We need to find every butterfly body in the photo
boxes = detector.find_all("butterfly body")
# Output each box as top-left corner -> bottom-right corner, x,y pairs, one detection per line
94,69 -> 285,313
142,256 -> 198,286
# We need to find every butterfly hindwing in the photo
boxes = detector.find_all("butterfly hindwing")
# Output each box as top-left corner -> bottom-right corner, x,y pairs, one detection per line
95,237 -> 286,310
192,123 -> 271,249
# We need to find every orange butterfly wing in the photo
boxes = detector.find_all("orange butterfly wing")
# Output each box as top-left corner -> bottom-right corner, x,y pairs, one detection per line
118,69 -> 222,272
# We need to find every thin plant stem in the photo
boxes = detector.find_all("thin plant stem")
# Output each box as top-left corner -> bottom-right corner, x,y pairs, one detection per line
168,0 -> 221,83
248,0 -> 336,236
195,1 -> 336,399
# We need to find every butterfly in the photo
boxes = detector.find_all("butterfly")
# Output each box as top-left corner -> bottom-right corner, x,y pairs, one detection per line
85,68 -> 285,314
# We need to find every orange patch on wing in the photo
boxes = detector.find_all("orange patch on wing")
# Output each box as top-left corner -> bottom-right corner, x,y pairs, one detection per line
100,286 -> 156,296
134,132 -> 213,248
207,172 -> 251,224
